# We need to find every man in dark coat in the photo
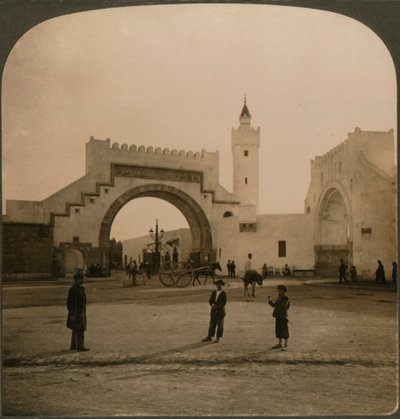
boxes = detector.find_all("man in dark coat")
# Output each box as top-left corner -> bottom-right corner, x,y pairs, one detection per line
226,260 -> 231,278
202,279 -> 227,343
231,261 -> 236,279
338,259 -> 348,283
66,269 -> 89,352
376,260 -> 386,284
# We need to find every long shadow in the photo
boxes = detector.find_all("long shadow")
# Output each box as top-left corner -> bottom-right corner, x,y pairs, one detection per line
3,341 -> 208,367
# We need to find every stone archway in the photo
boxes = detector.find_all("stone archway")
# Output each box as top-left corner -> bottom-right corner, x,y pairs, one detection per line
98,184 -> 214,272
315,185 -> 352,276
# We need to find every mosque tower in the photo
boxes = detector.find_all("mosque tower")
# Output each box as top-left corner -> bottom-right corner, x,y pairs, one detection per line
231,96 -> 260,214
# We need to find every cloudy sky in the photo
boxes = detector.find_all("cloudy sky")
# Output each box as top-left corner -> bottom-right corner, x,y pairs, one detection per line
2,4 -> 396,241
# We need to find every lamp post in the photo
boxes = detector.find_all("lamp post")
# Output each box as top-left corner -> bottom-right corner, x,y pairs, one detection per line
149,219 -> 164,273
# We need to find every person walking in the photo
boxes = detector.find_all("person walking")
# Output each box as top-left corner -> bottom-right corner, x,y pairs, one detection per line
338,259 -> 348,283
392,261 -> 397,291
66,269 -> 89,352
202,279 -> 227,343
376,260 -> 386,284
268,285 -> 290,351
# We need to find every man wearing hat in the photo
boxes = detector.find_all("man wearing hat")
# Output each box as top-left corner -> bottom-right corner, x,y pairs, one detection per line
268,284 -> 290,351
202,279 -> 227,343
66,269 -> 89,352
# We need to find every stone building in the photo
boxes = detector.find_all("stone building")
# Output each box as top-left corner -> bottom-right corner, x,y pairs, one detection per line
2,100 -> 397,279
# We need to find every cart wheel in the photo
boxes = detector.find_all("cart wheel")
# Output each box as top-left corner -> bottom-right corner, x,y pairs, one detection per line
175,270 -> 193,288
159,270 -> 177,287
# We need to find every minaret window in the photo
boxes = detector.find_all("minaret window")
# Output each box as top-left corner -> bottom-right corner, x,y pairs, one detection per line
245,177 -> 248,184
244,150 -> 249,156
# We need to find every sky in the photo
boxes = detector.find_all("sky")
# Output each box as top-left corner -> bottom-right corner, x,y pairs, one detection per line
2,4 -> 396,241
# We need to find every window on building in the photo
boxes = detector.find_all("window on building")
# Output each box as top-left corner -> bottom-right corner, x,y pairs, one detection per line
361,228 -> 372,235
223,211 -> 234,218
306,206 -> 311,213
104,188 -> 109,193
245,177 -> 248,184
90,198 -> 95,204
74,208 -> 80,213
239,223 -> 257,232
73,236 -> 80,242
278,240 -> 287,257
244,150 -> 249,157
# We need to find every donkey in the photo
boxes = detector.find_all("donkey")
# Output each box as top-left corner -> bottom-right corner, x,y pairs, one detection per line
243,270 -> 264,298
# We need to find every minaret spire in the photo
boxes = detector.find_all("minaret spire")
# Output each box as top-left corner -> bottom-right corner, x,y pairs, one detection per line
239,94 -> 251,125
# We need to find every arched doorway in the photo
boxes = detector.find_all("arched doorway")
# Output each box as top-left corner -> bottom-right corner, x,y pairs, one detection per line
99,184 -> 215,273
315,187 -> 352,276
64,247 -> 85,275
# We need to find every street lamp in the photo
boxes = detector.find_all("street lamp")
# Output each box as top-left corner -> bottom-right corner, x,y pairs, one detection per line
149,219 -> 164,273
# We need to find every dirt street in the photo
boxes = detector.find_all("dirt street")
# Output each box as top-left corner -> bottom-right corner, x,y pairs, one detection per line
2,275 -> 398,416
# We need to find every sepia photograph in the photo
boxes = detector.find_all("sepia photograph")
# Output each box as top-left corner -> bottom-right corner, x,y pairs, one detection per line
1,1 -> 398,416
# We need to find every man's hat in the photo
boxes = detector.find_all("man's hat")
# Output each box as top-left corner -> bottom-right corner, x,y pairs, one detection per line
215,279 -> 225,286
277,284 -> 287,292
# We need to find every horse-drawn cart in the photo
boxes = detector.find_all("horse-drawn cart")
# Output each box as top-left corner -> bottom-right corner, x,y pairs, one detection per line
159,261 -> 222,288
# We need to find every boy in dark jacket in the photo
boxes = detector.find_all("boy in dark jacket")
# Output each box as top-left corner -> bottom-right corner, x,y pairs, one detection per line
268,284 -> 290,351
202,280 -> 227,343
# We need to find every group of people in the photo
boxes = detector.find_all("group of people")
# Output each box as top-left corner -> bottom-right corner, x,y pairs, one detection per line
338,259 -> 397,290
226,260 -> 236,278
202,276 -> 290,350
375,260 -> 397,290
202,252 -> 289,348
67,253 -> 398,354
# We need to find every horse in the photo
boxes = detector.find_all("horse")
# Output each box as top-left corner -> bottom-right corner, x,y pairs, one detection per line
243,270 -> 264,298
193,262 -> 223,286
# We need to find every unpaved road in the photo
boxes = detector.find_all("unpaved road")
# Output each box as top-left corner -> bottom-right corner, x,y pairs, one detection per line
2,276 -> 398,416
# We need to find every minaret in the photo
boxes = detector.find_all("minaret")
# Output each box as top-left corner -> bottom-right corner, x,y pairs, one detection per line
231,96 -> 260,213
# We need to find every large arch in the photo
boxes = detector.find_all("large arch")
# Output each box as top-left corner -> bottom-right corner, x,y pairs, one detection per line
98,184 -> 214,271
315,181 -> 353,276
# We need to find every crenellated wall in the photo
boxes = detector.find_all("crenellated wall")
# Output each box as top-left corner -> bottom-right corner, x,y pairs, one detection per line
4,126 -> 396,279
85,137 -> 221,191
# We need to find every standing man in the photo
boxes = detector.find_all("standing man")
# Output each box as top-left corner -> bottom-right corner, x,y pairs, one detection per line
66,269 -> 89,352
226,260 -> 231,278
376,260 -> 386,284
338,259 -> 348,283
231,261 -> 236,279
202,279 -> 227,343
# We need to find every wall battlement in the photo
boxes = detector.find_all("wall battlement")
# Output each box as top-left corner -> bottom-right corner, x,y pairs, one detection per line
313,127 -> 394,166
89,136 -> 217,161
